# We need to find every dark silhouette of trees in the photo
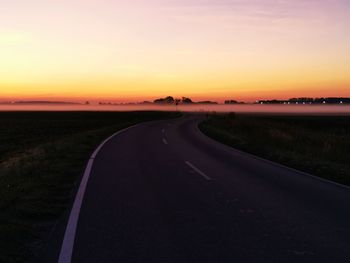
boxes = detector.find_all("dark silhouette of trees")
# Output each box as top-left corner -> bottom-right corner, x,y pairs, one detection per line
225,100 -> 239,104
181,97 -> 193,104
257,97 -> 350,104
153,96 -> 193,104
154,96 -> 175,104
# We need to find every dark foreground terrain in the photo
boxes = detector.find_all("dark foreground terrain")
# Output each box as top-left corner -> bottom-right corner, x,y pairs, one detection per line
0,111 -> 179,262
200,113 -> 350,186
2,112 -> 350,263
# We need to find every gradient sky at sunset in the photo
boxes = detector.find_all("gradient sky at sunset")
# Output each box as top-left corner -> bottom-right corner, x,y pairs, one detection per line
1,0 -> 349,102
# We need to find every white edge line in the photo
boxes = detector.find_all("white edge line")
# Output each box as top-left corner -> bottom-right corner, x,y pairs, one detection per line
162,138 -> 168,145
195,121 -> 350,191
185,161 -> 211,181
58,124 -> 138,263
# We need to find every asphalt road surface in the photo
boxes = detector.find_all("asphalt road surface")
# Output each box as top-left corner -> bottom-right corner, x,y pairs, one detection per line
48,114 -> 350,263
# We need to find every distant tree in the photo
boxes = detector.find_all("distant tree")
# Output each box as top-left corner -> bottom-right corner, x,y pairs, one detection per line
255,97 -> 350,105
181,97 -> 193,104
154,96 -> 175,104
225,100 -> 239,104
165,96 -> 175,103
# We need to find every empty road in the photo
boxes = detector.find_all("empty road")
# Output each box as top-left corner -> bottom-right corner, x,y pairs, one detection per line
49,115 -> 350,262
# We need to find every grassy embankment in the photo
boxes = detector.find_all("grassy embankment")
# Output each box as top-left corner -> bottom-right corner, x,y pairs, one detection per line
199,113 -> 350,186
0,111 -> 179,263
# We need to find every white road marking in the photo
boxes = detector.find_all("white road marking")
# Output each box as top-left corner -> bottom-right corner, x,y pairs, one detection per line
58,125 -> 138,263
58,159 -> 92,263
185,161 -> 211,181
162,138 -> 168,145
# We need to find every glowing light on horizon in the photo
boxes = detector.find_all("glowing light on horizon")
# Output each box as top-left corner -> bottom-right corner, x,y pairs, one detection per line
1,0 -> 350,102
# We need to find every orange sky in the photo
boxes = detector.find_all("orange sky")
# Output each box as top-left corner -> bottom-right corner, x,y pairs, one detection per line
1,0 -> 350,103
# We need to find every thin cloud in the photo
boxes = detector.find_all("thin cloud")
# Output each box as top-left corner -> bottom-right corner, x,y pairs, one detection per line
167,0 -> 342,20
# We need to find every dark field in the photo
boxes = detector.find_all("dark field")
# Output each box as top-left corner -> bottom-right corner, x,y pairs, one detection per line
199,113 -> 350,186
0,111 -> 179,263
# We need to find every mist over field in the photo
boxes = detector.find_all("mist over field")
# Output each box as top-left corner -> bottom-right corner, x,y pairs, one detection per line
1,104 -> 350,115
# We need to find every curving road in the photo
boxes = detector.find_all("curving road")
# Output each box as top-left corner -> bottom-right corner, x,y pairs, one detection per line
50,114 -> 350,262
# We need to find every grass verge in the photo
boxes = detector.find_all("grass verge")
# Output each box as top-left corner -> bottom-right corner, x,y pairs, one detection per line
0,111 -> 180,262
199,113 -> 350,186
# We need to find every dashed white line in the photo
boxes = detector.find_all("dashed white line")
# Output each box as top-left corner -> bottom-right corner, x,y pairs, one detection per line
185,161 -> 211,181
162,138 -> 168,145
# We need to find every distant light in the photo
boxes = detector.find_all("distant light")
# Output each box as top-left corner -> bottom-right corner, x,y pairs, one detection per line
283,102 -> 286,104
323,101 -> 326,104
303,102 -> 305,104
340,101 -> 343,104
288,102 -> 290,104
260,102 -> 263,104
296,102 -> 298,104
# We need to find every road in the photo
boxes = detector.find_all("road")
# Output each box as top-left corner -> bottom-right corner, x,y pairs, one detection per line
48,114 -> 350,262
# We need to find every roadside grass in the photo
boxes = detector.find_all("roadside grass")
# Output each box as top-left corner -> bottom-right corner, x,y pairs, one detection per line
0,111 -> 179,263
199,113 -> 350,186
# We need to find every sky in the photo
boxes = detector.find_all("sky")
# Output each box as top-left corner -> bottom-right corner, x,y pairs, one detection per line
1,0 -> 350,102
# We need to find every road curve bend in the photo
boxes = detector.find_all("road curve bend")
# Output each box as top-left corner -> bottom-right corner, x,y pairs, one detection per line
49,114 -> 350,263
